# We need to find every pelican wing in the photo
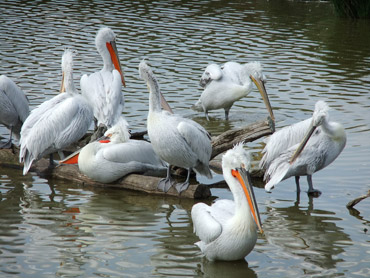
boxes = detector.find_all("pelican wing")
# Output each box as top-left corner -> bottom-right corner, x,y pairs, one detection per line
260,117 -> 312,170
177,119 -> 212,166
81,69 -> 123,127
102,140 -> 165,167
20,94 -> 92,167
191,203 -> 223,244
221,61 -> 244,85
0,75 -> 29,123
264,129 -> 328,191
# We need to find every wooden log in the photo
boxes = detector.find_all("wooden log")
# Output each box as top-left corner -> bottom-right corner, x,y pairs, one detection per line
211,117 -> 274,160
0,118 -> 274,199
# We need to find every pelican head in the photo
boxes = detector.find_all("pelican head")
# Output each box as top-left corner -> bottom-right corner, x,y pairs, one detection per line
290,100 -> 330,164
104,117 -> 131,143
95,27 -> 125,86
222,144 -> 263,234
199,63 -> 222,87
243,62 -> 274,121
139,60 -> 173,113
138,60 -> 154,83
60,49 -> 76,93
312,100 -> 329,127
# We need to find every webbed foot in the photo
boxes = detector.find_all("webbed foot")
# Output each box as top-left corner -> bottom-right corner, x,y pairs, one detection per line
308,189 -> 321,197
175,181 -> 190,193
157,177 -> 175,193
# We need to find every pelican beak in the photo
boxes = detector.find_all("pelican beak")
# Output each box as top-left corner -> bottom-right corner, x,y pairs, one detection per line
59,149 -> 80,165
160,92 -> 173,114
250,75 -> 274,121
106,40 -> 126,87
60,72 -> 66,93
290,121 -> 317,164
232,167 -> 263,234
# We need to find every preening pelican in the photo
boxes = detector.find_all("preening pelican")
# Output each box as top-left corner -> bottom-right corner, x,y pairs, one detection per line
260,100 -> 346,195
80,27 -> 125,133
139,60 -> 212,193
192,61 -> 274,121
191,144 -> 263,261
62,117 -> 167,183
0,75 -> 29,148
20,49 -> 93,175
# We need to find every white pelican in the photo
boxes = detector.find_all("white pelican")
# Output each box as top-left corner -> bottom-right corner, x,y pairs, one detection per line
139,60 -> 212,193
19,49 -> 93,175
260,100 -> 346,195
61,117 -> 167,183
80,27 -> 125,132
191,144 -> 263,261
0,75 -> 29,148
192,61 -> 274,121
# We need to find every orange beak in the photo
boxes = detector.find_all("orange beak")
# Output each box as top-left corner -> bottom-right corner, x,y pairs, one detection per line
60,150 -> 80,165
106,41 -> 126,87
232,168 -> 263,234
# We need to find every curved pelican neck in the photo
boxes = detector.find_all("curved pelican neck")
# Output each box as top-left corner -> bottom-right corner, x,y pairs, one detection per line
223,169 -> 253,222
146,75 -> 162,113
64,70 -> 76,93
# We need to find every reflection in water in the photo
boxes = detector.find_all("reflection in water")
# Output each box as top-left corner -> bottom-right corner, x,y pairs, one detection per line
200,259 -> 256,278
0,0 -> 369,277
264,196 -> 351,273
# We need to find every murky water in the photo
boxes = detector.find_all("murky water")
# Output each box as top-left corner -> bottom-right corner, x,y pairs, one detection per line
0,0 -> 369,277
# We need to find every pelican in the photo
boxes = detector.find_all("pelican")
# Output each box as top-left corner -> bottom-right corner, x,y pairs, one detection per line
192,61 -> 274,121
191,144 -> 263,261
0,75 -> 29,148
260,100 -> 346,195
61,117 -> 167,183
80,27 -> 125,135
19,49 -> 93,175
139,60 -> 212,193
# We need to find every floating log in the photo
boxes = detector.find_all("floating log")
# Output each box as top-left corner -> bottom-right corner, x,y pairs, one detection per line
0,118 -> 274,199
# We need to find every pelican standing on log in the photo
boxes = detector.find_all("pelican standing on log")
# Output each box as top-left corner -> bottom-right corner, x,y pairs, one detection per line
19,49 -> 93,175
191,144 -> 263,261
80,27 -> 125,137
260,100 -> 346,196
61,117 -> 166,183
192,61 -> 274,121
139,60 -> 212,193
0,75 -> 29,148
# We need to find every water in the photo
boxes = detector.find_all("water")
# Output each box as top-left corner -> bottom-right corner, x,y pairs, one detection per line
0,0 -> 369,277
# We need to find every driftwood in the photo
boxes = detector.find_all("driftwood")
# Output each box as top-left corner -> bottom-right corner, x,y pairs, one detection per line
0,118 -> 274,199
211,117 -> 275,160
346,190 -> 370,209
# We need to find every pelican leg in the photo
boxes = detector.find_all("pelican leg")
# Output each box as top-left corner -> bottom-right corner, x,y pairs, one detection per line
175,168 -> 191,193
0,136 -> 12,149
224,109 -> 230,121
205,111 -> 210,121
49,154 -> 55,168
295,176 -> 301,192
0,128 -> 13,149
307,175 -> 321,197
158,165 -> 175,192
